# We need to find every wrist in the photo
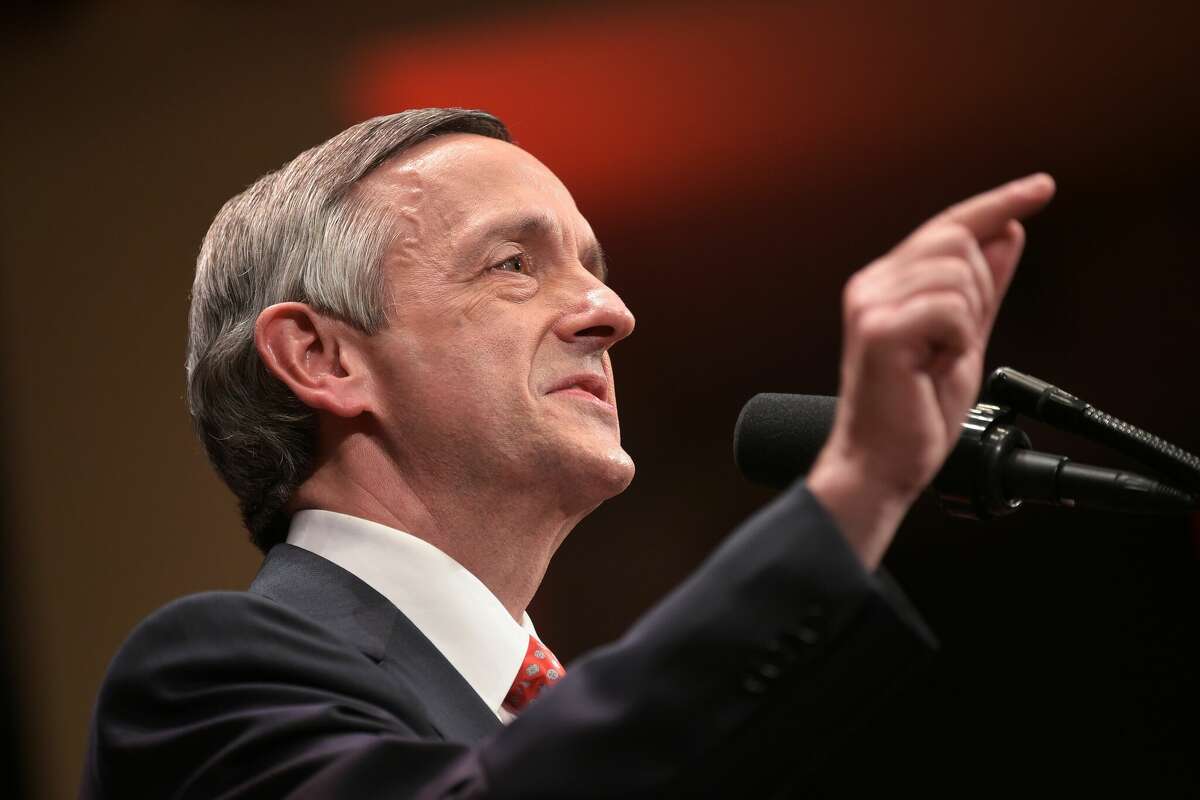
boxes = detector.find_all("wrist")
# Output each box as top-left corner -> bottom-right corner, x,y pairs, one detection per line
805,450 -> 916,571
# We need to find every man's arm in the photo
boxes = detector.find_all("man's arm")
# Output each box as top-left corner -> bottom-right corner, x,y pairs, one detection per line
808,174 -> 1056,569
84,483 -> 933,799
460,481 -> 936,799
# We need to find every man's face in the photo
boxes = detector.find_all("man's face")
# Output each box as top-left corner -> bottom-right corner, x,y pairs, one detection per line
356,134 -> 635,510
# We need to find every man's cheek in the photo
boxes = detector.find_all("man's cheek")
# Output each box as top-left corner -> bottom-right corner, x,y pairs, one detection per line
458,285 -> 532,323
602,353 -> 617,407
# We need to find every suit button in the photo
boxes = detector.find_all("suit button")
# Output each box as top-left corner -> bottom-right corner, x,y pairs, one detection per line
788,624 -> 821,645
781,622 -> 823,664
743,675 -> 768,694
758,662 -> 783,680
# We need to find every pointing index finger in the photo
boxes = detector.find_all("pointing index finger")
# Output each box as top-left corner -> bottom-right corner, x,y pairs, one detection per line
924,173 -> 1056,242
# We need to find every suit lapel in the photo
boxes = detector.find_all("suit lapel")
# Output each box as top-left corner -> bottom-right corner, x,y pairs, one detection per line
250,543 -> 503,743
377,606 -> 506,742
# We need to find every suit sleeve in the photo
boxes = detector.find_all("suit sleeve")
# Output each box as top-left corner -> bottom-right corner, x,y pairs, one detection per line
83,482 -> 936,799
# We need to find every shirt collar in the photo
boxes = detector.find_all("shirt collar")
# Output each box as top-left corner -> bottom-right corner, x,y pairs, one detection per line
286,509 -> 534,720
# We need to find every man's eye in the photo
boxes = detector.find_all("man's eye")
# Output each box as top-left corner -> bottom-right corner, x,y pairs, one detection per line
493,255 -> 526,273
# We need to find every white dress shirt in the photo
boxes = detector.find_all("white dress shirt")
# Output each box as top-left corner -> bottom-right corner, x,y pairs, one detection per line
286,509 -> 536,722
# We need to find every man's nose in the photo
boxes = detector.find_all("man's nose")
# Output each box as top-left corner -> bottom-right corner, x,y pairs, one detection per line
553,283 -> 635,351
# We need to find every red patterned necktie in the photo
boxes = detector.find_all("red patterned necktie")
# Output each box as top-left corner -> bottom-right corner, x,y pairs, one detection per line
502,634 -> 566,715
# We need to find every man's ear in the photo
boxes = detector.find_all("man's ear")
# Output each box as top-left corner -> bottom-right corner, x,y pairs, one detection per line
254,302 -> 369,418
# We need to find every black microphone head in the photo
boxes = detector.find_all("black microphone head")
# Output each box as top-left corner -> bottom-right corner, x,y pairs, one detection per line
733,393 -> 838,489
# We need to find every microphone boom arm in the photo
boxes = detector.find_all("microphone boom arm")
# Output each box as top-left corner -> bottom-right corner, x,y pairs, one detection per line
983,367 -> 1200,493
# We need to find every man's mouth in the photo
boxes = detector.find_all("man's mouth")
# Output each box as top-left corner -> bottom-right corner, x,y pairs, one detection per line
545,373 -> 614,409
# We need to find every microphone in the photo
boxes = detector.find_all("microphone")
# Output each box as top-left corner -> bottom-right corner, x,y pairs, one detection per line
733,393 -> 1198,519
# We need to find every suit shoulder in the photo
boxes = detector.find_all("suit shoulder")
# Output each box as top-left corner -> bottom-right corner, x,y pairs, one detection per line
87,596 -> 441,798
103,589 -> 375,689
134,589 -> 285,630
113,591 -> 309,660
130,589 -> 303,637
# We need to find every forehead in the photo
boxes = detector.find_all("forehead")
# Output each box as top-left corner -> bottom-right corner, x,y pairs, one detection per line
361,133 -> 590,245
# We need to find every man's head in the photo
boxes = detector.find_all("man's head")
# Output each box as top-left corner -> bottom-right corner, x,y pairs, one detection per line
187,109 -> 635,553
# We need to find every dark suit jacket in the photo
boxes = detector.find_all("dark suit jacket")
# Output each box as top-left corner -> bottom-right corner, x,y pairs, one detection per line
81,483 -> 936,798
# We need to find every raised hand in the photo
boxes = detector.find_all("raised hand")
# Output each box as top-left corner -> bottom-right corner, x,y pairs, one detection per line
807,174 -> 1056,569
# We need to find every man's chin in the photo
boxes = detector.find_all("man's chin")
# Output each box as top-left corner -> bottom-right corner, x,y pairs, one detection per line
551,441 -> 635,504
595,447 -> 636,497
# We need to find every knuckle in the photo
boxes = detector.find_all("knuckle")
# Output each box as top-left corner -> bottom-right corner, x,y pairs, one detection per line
929,221 -> 975,253
855,307 -> 894,344
952,259 -> 983,296
932,256 -> 988,312
941,290 -> 975,318
842,271 -> 872,315
932,255 -> 972,280
947,303 -> 980,342
922,292 -> 974,332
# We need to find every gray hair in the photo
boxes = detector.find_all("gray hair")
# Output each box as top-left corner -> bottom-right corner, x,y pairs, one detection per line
186,108 -> 511,553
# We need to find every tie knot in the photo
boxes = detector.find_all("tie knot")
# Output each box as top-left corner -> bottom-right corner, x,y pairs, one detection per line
503,634 -> 565,715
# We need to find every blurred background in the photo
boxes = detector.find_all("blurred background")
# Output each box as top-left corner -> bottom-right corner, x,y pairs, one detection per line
3,1 -> 1198,796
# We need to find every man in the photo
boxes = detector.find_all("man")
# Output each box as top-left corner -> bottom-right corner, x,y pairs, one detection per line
82,108 -> 1054,797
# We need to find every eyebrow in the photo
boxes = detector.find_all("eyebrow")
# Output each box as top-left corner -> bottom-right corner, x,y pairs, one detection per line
469,212 -> 609,284
580,239 -> 609,284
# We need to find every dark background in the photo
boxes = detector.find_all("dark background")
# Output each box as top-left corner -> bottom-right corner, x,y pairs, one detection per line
2,1 -> 1197,796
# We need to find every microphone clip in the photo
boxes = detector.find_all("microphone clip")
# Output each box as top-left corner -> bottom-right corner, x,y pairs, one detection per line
933,403 -> 1028,520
